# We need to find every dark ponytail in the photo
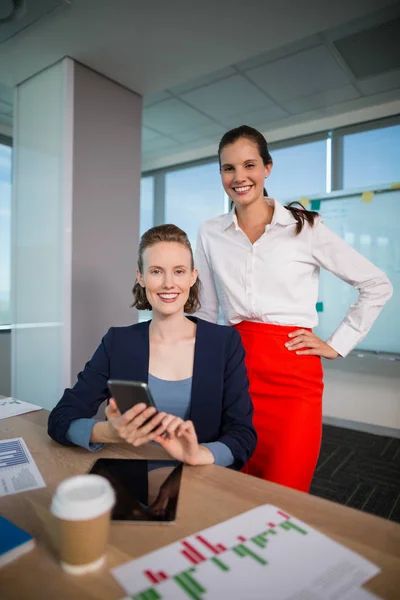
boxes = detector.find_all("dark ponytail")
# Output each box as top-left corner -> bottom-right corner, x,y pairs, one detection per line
219,125 -> 319,234
285,202 -> 319,235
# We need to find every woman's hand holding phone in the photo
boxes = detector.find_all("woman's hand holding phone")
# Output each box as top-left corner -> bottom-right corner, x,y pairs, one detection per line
104,398 -> 168,446
152,416 -> 214,466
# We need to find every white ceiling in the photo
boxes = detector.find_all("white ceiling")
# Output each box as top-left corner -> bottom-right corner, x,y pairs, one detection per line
0,0 -> 399,170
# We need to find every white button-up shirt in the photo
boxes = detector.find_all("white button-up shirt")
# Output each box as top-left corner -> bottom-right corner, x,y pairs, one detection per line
194,198 -> 393,358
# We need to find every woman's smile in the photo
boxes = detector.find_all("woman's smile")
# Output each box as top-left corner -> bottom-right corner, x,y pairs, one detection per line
157,292 -> 180,303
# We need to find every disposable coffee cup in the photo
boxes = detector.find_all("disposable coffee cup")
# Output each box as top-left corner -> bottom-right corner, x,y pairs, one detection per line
51,474 -> 115,574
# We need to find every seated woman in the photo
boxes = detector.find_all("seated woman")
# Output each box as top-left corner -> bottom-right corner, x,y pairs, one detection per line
48,224 -> 256,469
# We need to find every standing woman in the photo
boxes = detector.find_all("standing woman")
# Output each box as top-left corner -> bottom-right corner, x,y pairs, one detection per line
195,125 -> 393,493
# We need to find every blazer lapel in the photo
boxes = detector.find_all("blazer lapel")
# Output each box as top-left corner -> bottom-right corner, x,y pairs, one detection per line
118,320 -> 150,383
189,318 -> 215,441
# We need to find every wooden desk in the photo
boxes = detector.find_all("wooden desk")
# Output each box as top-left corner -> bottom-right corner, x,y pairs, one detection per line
1,410 -> 400,599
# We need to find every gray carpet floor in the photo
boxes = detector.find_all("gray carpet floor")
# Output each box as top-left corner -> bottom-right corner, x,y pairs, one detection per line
310,424 -> 400,523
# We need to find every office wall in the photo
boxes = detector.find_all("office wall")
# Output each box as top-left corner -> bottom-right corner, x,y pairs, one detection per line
323,358 -> 400,433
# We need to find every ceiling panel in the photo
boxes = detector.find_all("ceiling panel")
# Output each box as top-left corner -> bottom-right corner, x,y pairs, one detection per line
356,70 -> 400,95
142,136 -> 180,153
143,98 -> 214,135
246,45 -> 351,103
180,74 -> 271,120
0,100 -> 12,114
284,84 -> 361,114
333,17 -> 400,78
292,88 -> 400,121
143,90 -> 172,107
221,104 -> 288,129
0,83 -> 13,106
236,35 -> 321,72
142,127 -> 166,143
0,114 -> 12,127
173,123 -> 226,144
0,0 -> 70,44
169,66 -> 236,95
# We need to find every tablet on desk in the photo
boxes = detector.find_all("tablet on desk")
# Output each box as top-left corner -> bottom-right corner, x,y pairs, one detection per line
89,459 -> 182,524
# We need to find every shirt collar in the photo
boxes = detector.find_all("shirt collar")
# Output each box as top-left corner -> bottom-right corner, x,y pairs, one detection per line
222,197 -> 297,231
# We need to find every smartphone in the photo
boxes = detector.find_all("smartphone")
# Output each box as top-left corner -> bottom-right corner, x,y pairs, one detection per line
89,458 -> 182,523
107,379 -> 156,414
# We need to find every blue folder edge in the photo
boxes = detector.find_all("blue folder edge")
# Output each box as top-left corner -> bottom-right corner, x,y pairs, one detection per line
0,516 -> 35,568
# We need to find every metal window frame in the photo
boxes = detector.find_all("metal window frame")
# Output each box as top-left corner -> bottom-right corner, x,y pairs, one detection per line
142,156 -> 221,229
334,113 -> 400,137
333,114 -> 400,191
268,130 -> 329,152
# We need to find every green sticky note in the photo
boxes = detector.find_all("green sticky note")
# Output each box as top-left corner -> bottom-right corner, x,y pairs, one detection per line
316,301 -> 324,313
311,200 -> 321,211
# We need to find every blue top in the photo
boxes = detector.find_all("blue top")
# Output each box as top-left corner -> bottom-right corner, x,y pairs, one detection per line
67,373 -> 234,467
48,317 -> 256,470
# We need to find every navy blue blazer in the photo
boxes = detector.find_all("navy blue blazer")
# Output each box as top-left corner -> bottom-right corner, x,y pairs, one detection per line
48,317 -> 256,469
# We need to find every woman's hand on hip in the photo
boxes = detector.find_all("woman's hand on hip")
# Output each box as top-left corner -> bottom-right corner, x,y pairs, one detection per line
104,398 -> 168,446
153,416 -> 214,466
285,329 -> 339,359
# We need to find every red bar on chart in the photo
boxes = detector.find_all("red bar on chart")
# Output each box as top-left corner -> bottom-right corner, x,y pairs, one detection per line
181,549 -> 201,566
237,535 -> 247,542
267,522 -> 276,528
195,535 -> 227,555
144,570 -> 168,584
182,541 -> 206,562
277,510 -> 290,519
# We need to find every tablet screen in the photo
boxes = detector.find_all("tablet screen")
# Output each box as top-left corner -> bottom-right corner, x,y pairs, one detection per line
89,459 -> 183,523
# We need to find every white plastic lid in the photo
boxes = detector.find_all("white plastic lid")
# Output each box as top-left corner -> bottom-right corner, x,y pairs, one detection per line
50,474 -> 115,521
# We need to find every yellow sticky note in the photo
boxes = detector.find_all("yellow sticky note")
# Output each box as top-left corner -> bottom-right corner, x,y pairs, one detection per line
390,182 -> 400,189
361,191 -> 374,203
299,196 -> 310,208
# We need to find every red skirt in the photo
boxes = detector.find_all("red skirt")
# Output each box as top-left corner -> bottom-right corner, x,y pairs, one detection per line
234,322 -> 324,493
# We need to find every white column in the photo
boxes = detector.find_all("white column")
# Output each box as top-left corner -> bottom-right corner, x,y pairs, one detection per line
12,58 -> 142,409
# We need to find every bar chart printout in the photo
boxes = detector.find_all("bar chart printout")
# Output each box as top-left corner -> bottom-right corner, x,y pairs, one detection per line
112,505 -> 380,600
0,437 -> 46,496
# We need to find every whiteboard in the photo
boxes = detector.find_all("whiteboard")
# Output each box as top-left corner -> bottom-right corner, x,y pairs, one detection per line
312,188 -> 400,354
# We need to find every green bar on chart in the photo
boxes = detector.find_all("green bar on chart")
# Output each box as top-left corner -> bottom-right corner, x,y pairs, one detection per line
233,543 -> 267,566
174,568 -> 206,600
280,521 -> 308,535
211,557 -> 230,572
251,532 -> 269,548
133,587 -> 161,600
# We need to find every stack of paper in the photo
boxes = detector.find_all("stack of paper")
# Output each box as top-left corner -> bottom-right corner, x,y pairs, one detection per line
0,398 -> 42,420
112,504 -> 380,599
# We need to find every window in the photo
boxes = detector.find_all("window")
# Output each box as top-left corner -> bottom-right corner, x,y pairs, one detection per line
267,139 -> 327,201
140,176 -> 154,235
0,141 -> 12,326
165,161 -> 227,250
342,124 -> 400,189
